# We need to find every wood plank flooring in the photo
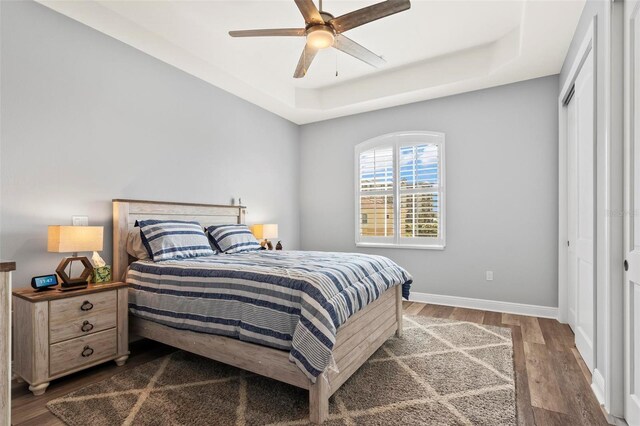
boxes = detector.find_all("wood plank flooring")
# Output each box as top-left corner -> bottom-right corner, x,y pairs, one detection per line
405,302 -> 609,426
10,303 -> 609,425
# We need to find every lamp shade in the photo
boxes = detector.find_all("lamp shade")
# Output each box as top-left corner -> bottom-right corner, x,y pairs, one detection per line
48,226 -> 103,253
250,224 -> 278,240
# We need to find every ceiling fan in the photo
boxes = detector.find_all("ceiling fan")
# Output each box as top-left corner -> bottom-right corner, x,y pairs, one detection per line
229,0 -> 411,78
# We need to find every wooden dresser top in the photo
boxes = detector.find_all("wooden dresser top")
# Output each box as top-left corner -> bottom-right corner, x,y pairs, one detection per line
13,282 -> 127,302
0,261 -> 16,272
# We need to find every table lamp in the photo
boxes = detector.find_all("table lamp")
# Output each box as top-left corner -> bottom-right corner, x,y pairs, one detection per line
250,224 -> 278,250
48,225 -> 103,291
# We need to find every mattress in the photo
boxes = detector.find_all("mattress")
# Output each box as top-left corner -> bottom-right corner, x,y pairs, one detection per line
127,250 -> 412,380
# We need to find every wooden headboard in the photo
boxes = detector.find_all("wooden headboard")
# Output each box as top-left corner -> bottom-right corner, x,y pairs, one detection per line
112,199 -> 246,282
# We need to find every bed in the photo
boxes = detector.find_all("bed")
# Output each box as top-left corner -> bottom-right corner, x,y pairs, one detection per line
112,199 -> 411,424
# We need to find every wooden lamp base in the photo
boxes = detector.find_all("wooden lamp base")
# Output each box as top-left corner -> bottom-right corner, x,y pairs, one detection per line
55,256 -> 92,291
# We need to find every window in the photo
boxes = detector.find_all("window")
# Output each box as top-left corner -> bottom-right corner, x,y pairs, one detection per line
355,131 -> 445,249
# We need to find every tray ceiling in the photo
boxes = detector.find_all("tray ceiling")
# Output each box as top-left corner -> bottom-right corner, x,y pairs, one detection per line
38,0 -> 585,124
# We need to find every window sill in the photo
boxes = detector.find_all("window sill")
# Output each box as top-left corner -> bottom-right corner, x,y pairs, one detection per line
356,242 -> 445,250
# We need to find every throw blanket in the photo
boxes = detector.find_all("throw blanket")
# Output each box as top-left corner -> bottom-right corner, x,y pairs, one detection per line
127,250 -> 412,381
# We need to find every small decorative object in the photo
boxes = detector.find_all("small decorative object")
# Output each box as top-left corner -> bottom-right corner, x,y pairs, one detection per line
93,266 -> 112,283
276,241 -> 283,250
250,224 -> 278,250
91,251 -> 111,283
48,225 -> 103,291
30,274 -> 58,291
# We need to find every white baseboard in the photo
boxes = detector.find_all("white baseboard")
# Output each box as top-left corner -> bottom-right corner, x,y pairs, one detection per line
590,369 -> 623,425
591,368 -> 606,406
410,292 -> 559,319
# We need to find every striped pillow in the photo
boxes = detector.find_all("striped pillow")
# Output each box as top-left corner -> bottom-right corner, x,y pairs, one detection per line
206,224 -> 261,254
138,220 -> 215,261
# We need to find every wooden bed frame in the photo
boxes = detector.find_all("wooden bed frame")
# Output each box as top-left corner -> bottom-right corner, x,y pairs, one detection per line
112,199 -> 403,424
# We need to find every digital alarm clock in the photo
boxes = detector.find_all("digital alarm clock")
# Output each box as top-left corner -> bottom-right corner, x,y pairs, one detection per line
31,274 -> 58,291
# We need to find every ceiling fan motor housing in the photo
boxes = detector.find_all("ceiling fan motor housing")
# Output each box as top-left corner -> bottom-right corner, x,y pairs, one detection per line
319,11 -> 335,24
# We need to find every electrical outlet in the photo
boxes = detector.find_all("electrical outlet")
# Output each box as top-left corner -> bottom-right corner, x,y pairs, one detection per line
72,216 -> 89,226
485,271 -> 494,281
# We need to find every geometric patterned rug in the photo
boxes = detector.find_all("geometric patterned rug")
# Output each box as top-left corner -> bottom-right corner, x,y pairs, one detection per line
47,315 -> 516,425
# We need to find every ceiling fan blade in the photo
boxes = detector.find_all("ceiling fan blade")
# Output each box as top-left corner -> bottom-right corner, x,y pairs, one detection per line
330,0 -> 410,33
229,28 -> 306,37
294,44 -> 319,78
333,34 -> 385,68
294,0 -> 324,25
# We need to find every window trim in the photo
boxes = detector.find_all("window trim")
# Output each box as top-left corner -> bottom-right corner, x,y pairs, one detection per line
354,131 -> 446,250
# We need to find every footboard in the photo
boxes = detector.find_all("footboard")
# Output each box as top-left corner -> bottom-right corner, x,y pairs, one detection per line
309,285 -> 403,423
130,284 -> 403,424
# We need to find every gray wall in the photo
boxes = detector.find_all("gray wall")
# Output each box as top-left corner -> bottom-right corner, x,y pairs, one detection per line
300,75 -> 559,307
0,1 -> 301,287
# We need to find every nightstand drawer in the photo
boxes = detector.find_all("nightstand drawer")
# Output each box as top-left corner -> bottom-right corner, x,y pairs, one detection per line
50,309 -> 117,343
49,290 -> 116,321
50,328 -> 117,376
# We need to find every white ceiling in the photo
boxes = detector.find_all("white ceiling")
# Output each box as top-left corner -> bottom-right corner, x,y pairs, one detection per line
38,0 -> 585,124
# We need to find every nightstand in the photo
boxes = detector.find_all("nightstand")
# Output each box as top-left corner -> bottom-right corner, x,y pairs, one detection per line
12,282 -> 129,396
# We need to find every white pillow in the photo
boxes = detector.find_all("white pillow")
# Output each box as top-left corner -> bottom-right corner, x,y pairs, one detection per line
126,228 -> 150,260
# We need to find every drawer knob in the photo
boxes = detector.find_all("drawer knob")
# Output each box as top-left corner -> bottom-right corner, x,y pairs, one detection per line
81,320 -> 94,333
80,301 -> 93,311
81,345 -> 94,358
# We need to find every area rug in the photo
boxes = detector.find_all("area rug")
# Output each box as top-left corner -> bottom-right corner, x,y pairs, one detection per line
47,315 -> 516,425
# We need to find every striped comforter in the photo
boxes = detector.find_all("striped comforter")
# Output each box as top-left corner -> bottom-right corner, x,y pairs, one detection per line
127,250 -> 412,380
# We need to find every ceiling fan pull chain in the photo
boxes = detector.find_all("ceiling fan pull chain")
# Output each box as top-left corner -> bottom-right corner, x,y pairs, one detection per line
319,0 -> 322,12
335,49 -> 339,77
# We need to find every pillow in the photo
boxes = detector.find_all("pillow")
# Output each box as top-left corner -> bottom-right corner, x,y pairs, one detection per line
138,220 -> 215,261
206,224 -> 261,254
126,228 -> 150,260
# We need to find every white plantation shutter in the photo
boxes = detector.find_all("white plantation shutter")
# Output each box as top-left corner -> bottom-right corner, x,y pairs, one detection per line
359,146 -> 393,192
355,132 -> 445,249
399,144 -> 440,241
359,146 -> 394,240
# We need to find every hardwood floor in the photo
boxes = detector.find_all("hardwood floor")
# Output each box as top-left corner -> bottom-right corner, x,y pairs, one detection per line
10,303 -> 609,425
407,302 -> 610,426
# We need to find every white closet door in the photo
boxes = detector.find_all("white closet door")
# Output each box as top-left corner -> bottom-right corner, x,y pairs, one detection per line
624,0 -> 640,424
568,47 -> 596,372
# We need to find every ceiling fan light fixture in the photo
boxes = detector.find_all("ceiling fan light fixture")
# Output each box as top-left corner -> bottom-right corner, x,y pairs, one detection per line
306,26 -> 335,49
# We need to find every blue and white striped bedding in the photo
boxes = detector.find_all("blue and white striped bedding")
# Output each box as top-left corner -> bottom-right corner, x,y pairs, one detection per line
127,250 -> 412,380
